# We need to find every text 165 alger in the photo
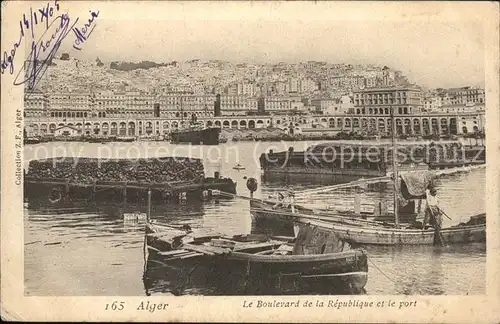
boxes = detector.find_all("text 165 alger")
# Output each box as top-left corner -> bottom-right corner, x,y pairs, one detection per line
105,301 -> 169,313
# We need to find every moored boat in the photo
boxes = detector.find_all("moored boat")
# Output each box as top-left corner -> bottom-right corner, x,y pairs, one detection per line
116,136 -> 136,142
259,141 -> 485,184
86,135 -> 117,143
24,137 -> 41,145
170,113 -> 221,145
250,171 -> 436,235
299,215 -> 485,246
232,163 -> 245,171
170,126 -> 221,145
249,198 -> 399,236
24,157 -> 237,207
248,111 -> 486,246
248,180 -> 485,245
144,221 -> 368,295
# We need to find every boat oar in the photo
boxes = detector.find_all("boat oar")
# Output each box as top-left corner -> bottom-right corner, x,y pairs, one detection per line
437,207 -> 452,220
428,207 -> 446,247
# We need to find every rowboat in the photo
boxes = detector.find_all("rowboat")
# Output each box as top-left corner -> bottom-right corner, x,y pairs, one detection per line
249,198 -> 391,236
249,198 -> 485,245
232,163 -> 246,171
144,221 -> 368,295
298,215 -> 485,246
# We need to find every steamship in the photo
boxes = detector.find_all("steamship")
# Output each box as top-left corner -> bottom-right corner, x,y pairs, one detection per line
170,113 -> 221,145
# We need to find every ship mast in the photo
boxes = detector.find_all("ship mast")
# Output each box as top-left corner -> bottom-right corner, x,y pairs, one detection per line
390,104 -> 400,228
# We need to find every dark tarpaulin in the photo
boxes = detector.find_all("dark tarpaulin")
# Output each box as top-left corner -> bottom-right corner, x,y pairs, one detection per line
399,170 -> 435,200
293,224 -> 344,255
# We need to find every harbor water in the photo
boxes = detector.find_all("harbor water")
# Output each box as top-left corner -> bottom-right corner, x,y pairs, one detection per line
24,141 -> 486,296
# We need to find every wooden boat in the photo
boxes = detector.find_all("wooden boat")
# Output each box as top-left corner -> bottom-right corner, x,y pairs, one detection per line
259,139 -> 484,185
144,221 -> 368,295
249,172 -> 422,235
259,143 -> 430,178
116,136 -> 136,142
248,183 -> 485,245
232,163 -> 246,171
86,136 -> 117,143
247,110 -> 486,246
24,137 -> 41,145
300,215 -> 485,246
24,157 -> 237,206
249,198 -> 397,236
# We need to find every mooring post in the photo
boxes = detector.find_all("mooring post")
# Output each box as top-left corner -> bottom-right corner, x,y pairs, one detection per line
246,177 -> 258,200
65,180 -> 70,195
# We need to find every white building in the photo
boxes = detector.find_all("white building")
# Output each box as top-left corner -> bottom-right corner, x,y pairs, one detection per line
24,92 -> 49,118
299,78 -> 318,94
286,78 -> 300,93
290,101 -> 306,112
458,114 -> 484,134
220,95 -> 256,116
54,125 -> 81,137
440,103 -> 485,114
423,96 -> 441,112
310,98 -> 341,115
236,82 -> 257,96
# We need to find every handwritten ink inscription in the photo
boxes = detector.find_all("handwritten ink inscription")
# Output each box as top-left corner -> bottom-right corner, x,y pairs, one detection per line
1,1 -> 61,76
14,14 -> 79,91
73,10 -> 100,50
1,1 -> 100,90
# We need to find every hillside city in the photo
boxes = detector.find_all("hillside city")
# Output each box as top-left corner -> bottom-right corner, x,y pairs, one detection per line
24,54 -> 485,140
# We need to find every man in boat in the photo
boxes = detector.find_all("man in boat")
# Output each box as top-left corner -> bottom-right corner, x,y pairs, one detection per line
287,188 -> 296,213
271,189 -> 296,212
272,192 -> 286,209
423,186 -> 445,245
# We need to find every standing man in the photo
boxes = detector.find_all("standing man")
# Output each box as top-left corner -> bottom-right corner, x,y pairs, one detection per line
287,188 -> 296,213
272,192 -> 286,209
424,186 -> 445,245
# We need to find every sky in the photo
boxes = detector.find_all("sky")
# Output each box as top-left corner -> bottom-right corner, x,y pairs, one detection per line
11,1 -> 487,89
77,19 -> 485,89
